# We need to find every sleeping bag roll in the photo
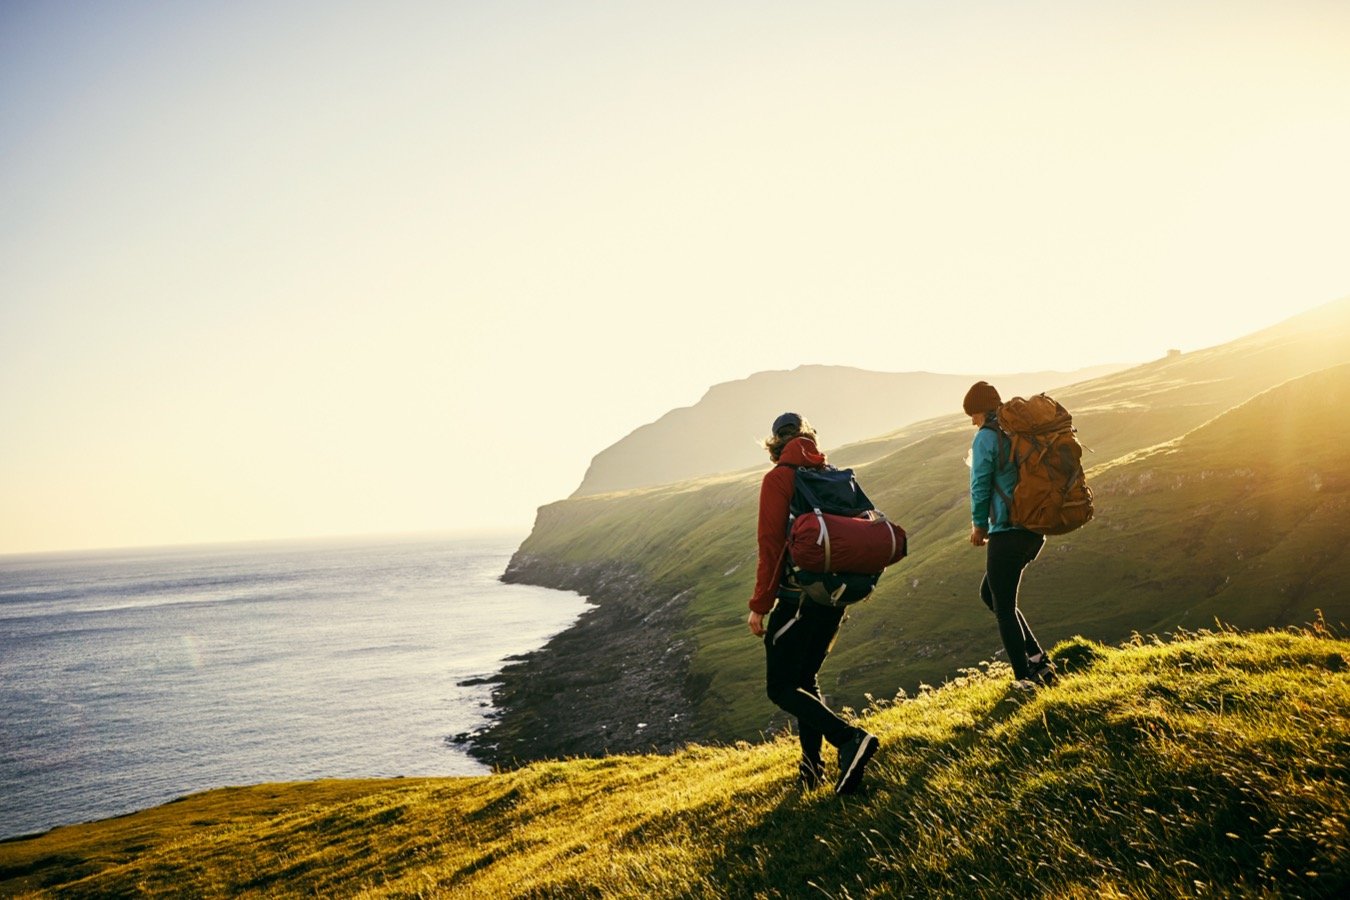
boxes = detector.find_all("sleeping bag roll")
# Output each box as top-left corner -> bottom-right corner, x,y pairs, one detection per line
788,511 -> 907,575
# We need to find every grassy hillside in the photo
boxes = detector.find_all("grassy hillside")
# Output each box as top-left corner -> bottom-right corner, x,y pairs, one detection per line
1087,362 -> 1348,632
4,628 -> 1348,897
506,298 -> 1350,748
832,295 -> 1350,471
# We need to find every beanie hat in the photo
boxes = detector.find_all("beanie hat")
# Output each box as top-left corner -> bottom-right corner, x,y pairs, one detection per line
771,412 -> 802,436
962,381 -> 1002,416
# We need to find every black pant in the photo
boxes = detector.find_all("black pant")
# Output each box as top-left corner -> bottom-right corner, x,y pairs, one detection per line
980,529 -> 1046,679
764,600 -> 855,762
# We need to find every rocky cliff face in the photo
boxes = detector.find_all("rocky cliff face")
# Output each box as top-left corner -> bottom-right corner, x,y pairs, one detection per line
459,553 -> 703,767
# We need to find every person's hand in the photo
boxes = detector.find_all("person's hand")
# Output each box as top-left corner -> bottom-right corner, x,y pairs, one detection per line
969,526 -> 988,546
747,610 -> 766,637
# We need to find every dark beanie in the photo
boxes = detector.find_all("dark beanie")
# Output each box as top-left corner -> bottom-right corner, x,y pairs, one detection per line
962,381 -> 1001,416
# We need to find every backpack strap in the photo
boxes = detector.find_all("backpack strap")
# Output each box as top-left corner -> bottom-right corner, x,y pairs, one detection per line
775,462 -> 802,529
792,470 -> 827,514
981,422 -> 1015,514
773,463 -> 806,593
981,422 -> 1013,472
993,479 -> 1013,513
788,470 -> 838,572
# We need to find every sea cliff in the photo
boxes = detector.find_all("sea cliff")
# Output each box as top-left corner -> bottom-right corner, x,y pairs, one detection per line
466,554 -> 704,766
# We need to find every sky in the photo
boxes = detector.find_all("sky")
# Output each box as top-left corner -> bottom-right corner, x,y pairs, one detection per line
2,0 -> 1348,554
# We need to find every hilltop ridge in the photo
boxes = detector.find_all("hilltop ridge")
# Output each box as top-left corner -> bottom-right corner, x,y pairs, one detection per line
572,363 -> 1128,497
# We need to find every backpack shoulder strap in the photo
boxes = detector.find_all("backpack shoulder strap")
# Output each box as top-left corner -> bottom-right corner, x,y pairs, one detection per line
980,422 -> 1012,472
774,463 -> 807,532
979,422 -> 1015,512
792,467 -> 825,512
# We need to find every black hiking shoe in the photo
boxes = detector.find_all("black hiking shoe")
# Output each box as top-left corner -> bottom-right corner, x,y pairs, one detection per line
1030,657 -> 1058,686
798,756 -> 826,790
834,731 -> 878,795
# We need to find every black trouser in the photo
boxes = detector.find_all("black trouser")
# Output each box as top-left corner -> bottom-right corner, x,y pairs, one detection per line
980,529 -> 1046,679
764,599 -> 855,762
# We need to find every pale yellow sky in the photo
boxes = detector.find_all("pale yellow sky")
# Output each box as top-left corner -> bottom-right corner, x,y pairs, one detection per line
2,1 -> 1348,554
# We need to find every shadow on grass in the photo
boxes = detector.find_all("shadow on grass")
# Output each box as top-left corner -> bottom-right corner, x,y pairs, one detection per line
699,688 -> 1031,898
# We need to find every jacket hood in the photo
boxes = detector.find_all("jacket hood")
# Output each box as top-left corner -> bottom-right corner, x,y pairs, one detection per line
779,436 -> 827,468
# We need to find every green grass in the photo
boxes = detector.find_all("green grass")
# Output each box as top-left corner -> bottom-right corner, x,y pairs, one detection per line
4,626 -> 1348,897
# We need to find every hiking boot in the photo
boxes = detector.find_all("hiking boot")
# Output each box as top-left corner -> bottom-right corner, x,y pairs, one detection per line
1011,678 -> 1039,692
798,756 -> 826,790
834,730 -> 878,795
1030,660 -> 1058,686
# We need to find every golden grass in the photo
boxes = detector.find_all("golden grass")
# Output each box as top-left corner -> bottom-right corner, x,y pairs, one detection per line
4,626 -> 1349,897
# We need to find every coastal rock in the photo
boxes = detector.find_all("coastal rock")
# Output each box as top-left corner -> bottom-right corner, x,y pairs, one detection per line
455,675 -> 500,687
466,554 -> 698,767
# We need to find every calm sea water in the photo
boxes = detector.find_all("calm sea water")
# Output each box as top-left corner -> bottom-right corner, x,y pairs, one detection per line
0,534 -> 590,840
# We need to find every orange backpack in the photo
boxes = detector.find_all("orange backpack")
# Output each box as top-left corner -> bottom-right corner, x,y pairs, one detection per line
995,394 -> 1094,535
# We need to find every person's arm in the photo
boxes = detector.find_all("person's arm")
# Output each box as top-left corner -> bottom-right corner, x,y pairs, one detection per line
969,429 -> 996,545
748,468 -> 793,626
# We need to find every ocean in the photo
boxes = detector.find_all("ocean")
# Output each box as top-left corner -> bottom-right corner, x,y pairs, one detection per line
0,533 -> 590,840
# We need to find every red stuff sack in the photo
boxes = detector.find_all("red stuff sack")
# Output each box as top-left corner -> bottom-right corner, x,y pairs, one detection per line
787,510 -> 907,575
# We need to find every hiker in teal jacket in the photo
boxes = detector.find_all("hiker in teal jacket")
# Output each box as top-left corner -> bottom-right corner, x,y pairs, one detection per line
964,381 -> 1057,688
968,420 -> 1018,537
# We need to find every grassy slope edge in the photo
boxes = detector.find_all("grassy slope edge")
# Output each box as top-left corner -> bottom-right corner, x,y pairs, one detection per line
3,627 -> 1348,898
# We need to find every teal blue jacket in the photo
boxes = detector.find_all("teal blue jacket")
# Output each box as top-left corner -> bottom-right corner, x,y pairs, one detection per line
970,423 -> 1018,533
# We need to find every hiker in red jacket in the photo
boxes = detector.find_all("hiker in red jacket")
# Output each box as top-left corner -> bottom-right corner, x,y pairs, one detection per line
748,412 -> 878,794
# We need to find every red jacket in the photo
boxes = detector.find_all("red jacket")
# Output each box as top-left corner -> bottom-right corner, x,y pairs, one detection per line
749,436 -> 827,613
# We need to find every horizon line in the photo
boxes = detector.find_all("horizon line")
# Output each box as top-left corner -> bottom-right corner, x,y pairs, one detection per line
0,525 -> 534,561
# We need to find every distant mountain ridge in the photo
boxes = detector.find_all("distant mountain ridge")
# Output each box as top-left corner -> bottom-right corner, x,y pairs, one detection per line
573,363 -> 1129,496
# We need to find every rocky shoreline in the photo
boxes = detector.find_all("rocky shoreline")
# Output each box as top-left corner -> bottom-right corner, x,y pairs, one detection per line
453,553 -> 702,768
